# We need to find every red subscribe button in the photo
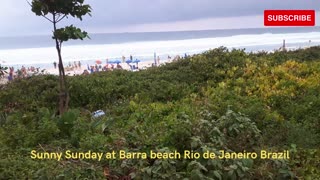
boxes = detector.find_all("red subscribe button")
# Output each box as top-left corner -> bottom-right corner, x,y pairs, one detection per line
264,10 -> 315,26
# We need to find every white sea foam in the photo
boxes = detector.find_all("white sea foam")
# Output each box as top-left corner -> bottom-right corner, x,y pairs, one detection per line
1,31 -> 320,67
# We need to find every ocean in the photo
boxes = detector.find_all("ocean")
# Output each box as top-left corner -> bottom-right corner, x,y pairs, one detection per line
0,27 -> 320,69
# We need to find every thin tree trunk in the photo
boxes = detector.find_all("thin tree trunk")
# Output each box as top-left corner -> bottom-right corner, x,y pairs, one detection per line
53,13 -> 69,115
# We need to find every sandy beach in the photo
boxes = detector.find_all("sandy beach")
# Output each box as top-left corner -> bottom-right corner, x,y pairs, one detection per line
0,58 -> 172,85
46,60 -> 158,75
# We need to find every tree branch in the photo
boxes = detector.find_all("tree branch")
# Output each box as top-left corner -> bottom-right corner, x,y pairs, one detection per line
25,0 -> 31,6
57,15 -> 67,23
26,0 -> 54,23
56,13 -> 61,21
42,15 -> 54,23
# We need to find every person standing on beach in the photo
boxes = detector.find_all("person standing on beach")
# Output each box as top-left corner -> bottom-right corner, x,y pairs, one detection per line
90,66 -> 94,73
78,61 -> 81,68
8,67 -> 14,81
82,70 -> 89,75
130,55 -> 133,61
21,66 -> 27,78
53,61 -> 57,69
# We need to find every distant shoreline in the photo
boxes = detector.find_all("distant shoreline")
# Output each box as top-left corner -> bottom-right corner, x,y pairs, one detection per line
0,58 -> 176,85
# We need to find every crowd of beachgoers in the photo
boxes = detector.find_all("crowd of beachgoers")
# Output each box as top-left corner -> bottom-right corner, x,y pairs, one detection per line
0,65 -> 44,84
0,54 -> 182,84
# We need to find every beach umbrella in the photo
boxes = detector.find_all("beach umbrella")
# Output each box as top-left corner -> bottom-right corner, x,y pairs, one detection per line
108,60 -> 115,64
96,60 -> 102,64
133,59 -> 141,64
125,59 -> 132,63
114,60 -> 121,64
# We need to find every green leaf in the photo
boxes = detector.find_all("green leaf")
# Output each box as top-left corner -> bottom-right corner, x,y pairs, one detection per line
213,170 -> 222,180
53,25 -> 89,42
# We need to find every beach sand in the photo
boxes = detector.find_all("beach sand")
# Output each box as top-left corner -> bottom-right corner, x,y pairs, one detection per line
0,77 -> 7,85
0,59 -> 171,85
45,61 -> 153,75
45,59 -> 164,75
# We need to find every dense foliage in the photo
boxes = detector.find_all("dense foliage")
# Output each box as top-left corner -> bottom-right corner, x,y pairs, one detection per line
0,47 -> 319,179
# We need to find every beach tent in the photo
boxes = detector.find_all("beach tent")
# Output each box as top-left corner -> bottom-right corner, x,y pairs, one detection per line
96,60 -> 102,64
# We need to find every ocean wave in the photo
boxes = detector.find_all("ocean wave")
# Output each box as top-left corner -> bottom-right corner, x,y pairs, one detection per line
1,31 -> 320,67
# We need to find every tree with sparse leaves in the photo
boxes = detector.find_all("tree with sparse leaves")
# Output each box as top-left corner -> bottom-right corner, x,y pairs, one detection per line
29,0 -> 91,114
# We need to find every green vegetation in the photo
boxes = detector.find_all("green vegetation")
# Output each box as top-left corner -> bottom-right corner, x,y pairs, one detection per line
0,47 -> 319,179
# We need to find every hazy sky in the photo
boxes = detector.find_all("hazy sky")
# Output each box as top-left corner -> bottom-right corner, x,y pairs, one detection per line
0,0 -> 319,36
